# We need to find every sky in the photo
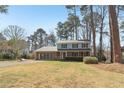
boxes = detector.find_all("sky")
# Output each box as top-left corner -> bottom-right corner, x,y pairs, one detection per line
0,5 -> 123,46
0,5 -> 68,36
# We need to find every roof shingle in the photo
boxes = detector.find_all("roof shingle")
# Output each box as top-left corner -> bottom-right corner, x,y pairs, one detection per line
35,46 -> 57,52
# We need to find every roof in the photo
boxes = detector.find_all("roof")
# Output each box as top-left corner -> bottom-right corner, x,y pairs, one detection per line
35,46 -> 58,52
58,48 -> 91,51
57,40 -> 90,44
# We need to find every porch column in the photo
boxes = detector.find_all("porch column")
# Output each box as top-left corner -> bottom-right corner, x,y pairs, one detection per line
36,53 -> 38,59
83,52 -> 84,57
38,53 -> 40,60
62,52 -> 63,59
78,51 -> 79,57
61,52 -> 63,59
35,52 -> 38,60
66,51 -> 67,57
59,52 -> 61,59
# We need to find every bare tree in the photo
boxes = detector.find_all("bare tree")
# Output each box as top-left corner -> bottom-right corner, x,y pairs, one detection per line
80,5 -> 98,56
90,5 -> 96,56
3,25 -> 26,58
97,6 -> 107,61
3,25 -> 25,40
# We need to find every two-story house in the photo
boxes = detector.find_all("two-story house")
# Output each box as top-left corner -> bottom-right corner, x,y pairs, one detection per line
34,40 -> 91,60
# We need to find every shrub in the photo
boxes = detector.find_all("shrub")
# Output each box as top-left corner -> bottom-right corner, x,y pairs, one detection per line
21,54 -> 28,59
3,53 -> 16,60
97,54 -> 106,62
0,52 -> 16,60
83,56 -> 98,64
64,57 -> 83,61
21,53 -> 33,59
0,53 -> 3,60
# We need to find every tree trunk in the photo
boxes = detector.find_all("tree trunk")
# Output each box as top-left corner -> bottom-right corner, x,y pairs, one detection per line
90,5 -> 96,56
99,19 -> 103,61
89,27 -> 91,41
74,6 -> 78,40
109,5 -> 122,63
110,36 -> 113,63
109,13 -> 113,63
86,22 -> 89,40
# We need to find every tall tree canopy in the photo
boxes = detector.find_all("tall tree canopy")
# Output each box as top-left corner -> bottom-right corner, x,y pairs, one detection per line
0,5 -> 9,14
28,28 -> 47,51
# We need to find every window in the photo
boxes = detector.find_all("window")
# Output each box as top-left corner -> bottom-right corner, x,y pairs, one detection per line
61,44 -> 67,48
67,52 -> 72,56
83,52 -> 90,56
72,44 -> 78,48
67,52 -> 78,57
79,52 -> 83,56
85,43 -> 88,48
86,52 -> 90,56
82,44 -> 84,48
82,43 -> 88,48
72,52 -> 78,56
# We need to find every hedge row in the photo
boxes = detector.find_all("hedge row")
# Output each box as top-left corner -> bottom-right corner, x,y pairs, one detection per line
64,56 -> 83,61
63,56 -> 99,64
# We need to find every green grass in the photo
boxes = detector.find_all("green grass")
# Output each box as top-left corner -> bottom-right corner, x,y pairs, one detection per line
0,61 -> 124,87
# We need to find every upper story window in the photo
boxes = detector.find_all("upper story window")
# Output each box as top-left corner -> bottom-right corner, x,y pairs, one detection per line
85,43 -> 88,48
61,44 -> 67,48
82,43 -> 88,48
72,44 -> 78,48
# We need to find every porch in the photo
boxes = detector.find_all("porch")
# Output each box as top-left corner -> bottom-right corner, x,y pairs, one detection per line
35,51 -> 90,60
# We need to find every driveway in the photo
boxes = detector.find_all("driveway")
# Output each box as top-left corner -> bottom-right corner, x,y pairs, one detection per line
0,60 -> 36,68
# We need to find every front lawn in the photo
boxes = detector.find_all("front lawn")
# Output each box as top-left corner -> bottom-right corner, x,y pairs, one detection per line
90,63 -> 124,74
0,61 -> 124,88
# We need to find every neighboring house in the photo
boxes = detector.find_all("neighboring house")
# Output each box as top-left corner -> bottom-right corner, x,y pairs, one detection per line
34,40 -> 91,60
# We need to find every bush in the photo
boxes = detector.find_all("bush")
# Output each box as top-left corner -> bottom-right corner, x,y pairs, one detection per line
0,52 -> 16,60
21,54 -> 28,59
83,56 -> 98,64
64,57 -> 83,61
97,54 -> 106,62
21,53 -> 33,59
0,53 -> 3,60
